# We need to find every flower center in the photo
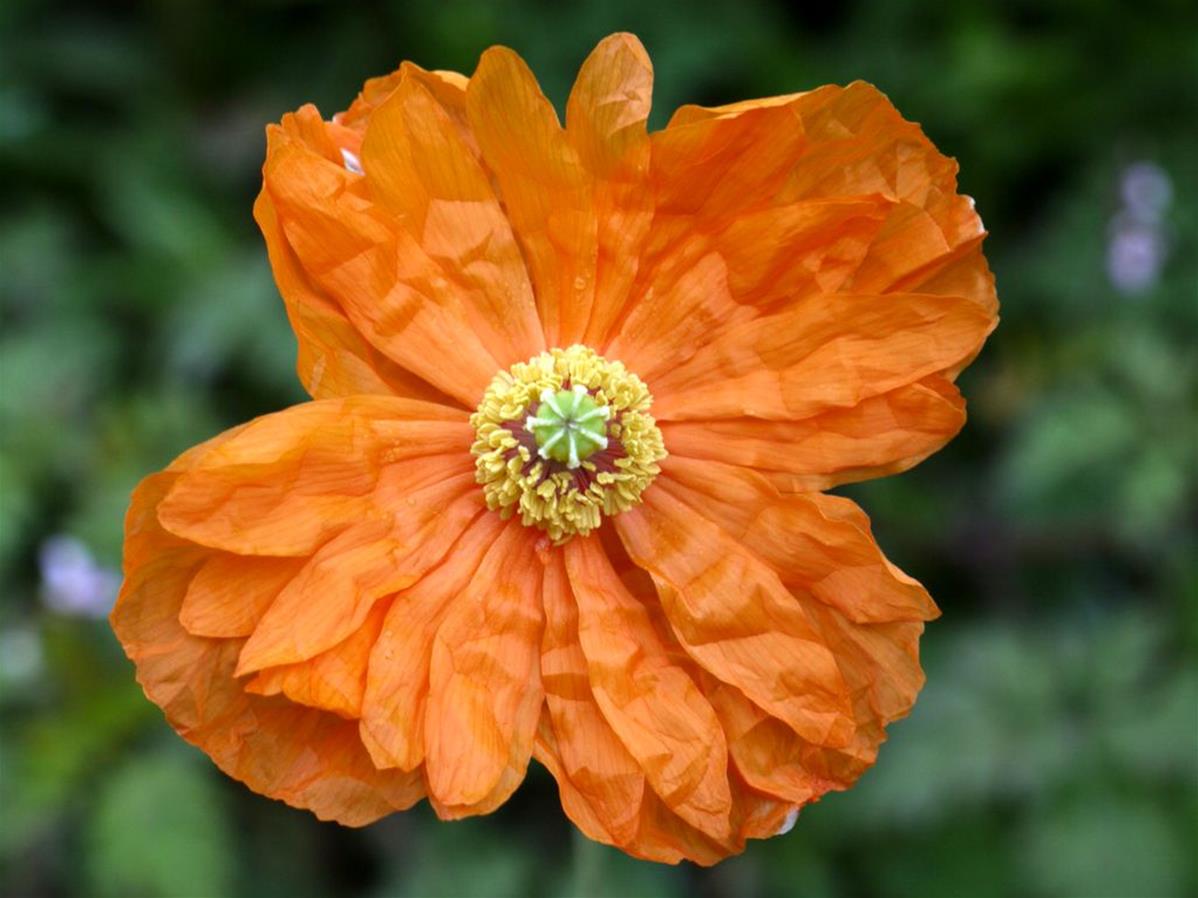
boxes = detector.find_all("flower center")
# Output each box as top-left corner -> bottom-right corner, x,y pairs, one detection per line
470,345 -> 666,543
527,385 -> 610,468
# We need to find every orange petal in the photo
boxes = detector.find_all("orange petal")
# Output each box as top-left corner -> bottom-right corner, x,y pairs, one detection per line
787,607 -> 928,790
244,595 -> 393,718
539,551 -> 646,846
658,374 -> 966,491
593,103 -> 805,362
666,92 -> 809,125
360,73 -> 544,365
615,489 -> 855,748
157,396 -> 471,556
704,679 -> 837,806
532,719 -> 728,865
670,81 -> 998,318
650,291 -> 993,422
812,604 -> 927,736
358,512 -> 508,772
564,537 -> 733,839
179,554 -> 304,638
255,115 -> 457,403
112,469 -> 422,826
234,475 -> 482,675
638,80 -> 997,385
337,62 -> 471,137
422,522 -> 544,815
566,33 -> 653,178
566,34 -> 656,347
650,102 -> 806,225
264,128 -> 501,405
606,198 -> 888,381
535,714 -> 797,866
465,46 -> 596,347
658,458 -> 939,623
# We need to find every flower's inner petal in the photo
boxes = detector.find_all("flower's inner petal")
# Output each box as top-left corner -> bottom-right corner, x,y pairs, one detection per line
234,475 -> 482,675
244,595 -> 394,719
113,467 -> 424,827
338,62 -> 471,140
648,291 -> 993,422
466,46 -> 598,348
359,512 -> 508,772
422,522 -> 544,814
607,81 -> 995,401
179,553 -> 305,638
565,33 -> 657,348
704,677 -> 840,805
565,536 -> 734,839
615,488 -> 856,749
658,459 -> 939,624
158,397 -> 471,556
264,134 -> 502,406
360,73 -> 545,366
658,374 -> 965,491
539,552 -> 647,846
256,110 -> 460,404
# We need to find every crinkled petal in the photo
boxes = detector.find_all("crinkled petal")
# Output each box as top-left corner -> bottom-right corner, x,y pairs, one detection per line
244,596 -> 393,718
234,476 -> 482,675
644,460 -> 932,804
423,522 -> 544,816
359,512 -> 508,772
615,489 -> 855,748
671,81 -> 998,313
650,291 -> 993,422
179,554 -> 304,638
565,33 -> 657,347
565,537 -> 732,838
539,552 -> 646,846
264,128 -> 501,405
157,396 -> 471,556
112,463 -> 422,826
337,63 -> 471,137
658,374 -> 965,490
255,108 -> 460,403
619,79 -> 997,389
534,717 -> 797,866
466,46 -> 597,347
360,73 -> 544,365
658,458 -> 939,623
606,197 -> 890,378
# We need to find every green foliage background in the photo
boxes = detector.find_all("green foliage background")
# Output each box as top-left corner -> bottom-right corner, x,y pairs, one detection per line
2,1 -> 1195,896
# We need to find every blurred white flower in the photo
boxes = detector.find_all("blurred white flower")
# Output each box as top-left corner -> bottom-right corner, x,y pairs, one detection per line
1107,161 -> 1172,296
38,535 -> 119,618
1107,217 -> 1168,294
1119,161 -> 1173,224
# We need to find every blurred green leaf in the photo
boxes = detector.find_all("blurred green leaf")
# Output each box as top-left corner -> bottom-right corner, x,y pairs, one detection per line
85,750 -> 234,898
1020,793 -> 1189,898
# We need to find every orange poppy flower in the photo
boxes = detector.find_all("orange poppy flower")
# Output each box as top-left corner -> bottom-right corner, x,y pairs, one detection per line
112,33 -> 997,864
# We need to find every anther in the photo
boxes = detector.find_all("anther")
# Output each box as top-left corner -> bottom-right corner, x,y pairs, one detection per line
470,345 -> 666,542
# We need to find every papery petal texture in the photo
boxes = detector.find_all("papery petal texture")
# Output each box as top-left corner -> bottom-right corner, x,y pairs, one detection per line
114,31 -> 997,866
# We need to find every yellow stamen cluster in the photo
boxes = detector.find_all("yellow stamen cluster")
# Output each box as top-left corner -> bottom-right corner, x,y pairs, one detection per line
471,345 -> 667,543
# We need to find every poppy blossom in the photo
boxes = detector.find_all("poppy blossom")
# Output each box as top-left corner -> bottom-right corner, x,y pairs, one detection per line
112,32 -> 997,864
